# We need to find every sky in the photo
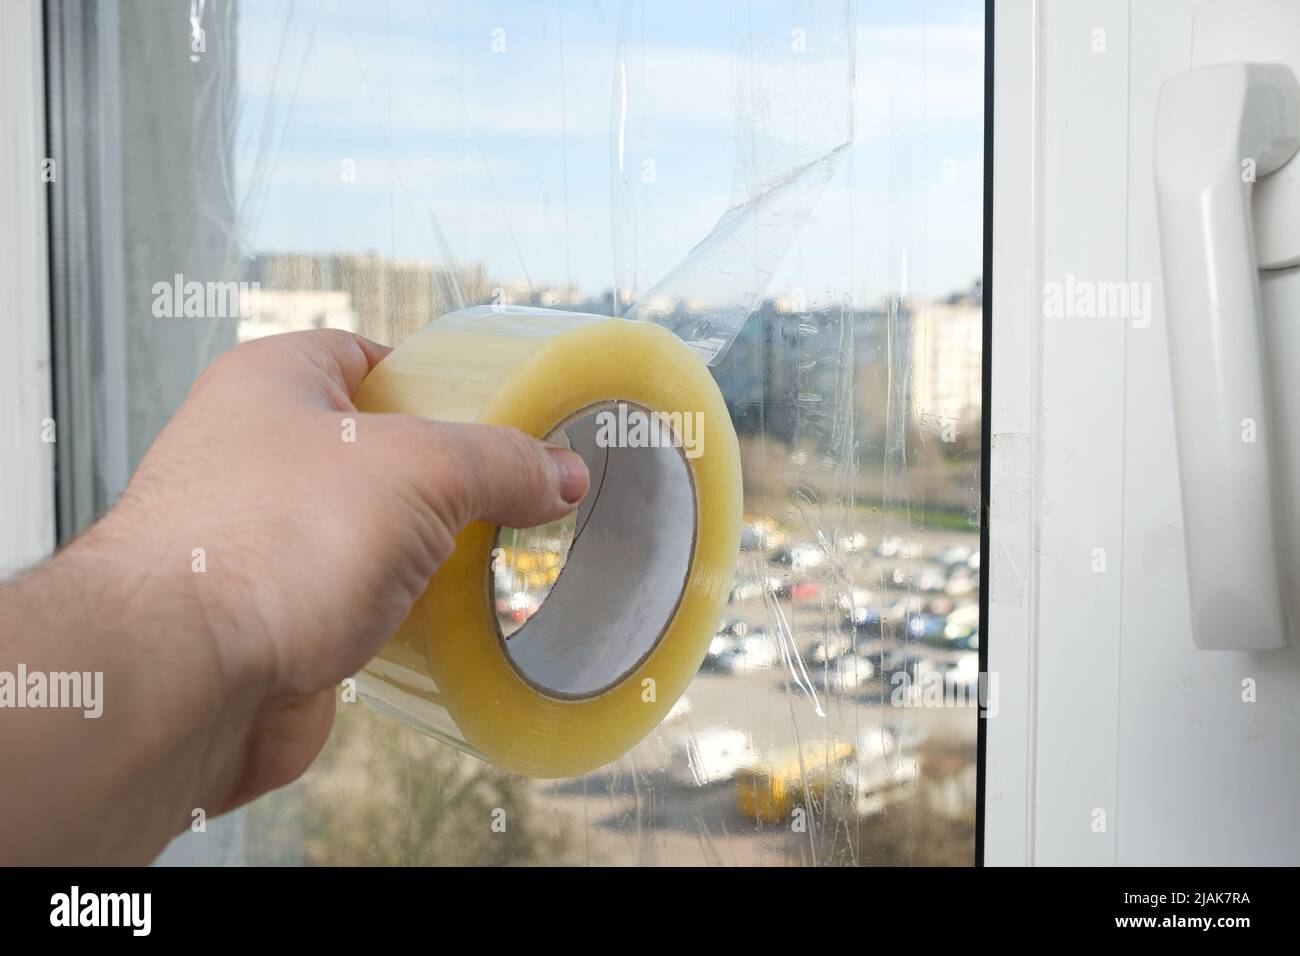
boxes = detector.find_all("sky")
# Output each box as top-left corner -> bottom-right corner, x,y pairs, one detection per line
234,0 -> 985,309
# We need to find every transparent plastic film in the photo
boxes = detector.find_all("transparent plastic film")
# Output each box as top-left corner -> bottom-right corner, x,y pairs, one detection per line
614,0 -> 856,364
84,0 -> 985,865
352,306 -> 743,778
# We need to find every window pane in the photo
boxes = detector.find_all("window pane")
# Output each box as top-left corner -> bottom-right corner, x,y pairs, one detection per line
50,0 -> 985,865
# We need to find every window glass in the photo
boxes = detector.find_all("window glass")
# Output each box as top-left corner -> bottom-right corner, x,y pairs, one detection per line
49,0 -> 985,865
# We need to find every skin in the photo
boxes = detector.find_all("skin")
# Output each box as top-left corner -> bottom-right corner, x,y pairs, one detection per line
0,330 -> 589,865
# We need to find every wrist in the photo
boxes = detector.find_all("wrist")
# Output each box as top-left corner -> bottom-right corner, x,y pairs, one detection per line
0,515 -> 274,861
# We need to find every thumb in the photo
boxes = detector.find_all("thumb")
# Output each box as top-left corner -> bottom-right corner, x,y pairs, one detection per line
434,421 -> 590,529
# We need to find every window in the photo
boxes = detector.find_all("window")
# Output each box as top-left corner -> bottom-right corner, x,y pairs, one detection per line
45,0 -> 986,866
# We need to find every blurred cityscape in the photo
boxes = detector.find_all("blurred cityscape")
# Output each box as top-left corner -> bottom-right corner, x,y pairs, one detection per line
241,250 -> 981,488
239,251 -> 984,866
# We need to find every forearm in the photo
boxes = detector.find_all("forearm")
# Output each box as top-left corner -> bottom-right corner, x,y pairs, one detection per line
0,513 -> 268,864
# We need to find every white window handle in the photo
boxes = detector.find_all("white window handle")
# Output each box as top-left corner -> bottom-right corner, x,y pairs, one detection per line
1154,61 -> 1300,649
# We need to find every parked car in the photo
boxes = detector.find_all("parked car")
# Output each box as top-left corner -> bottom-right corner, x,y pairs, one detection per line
854,638 -> 906,675
900,654 -> 980,700
669,728 -> 760,788
937,544 -> 974,567
770,574 -> 816,600
841,756 -> 919,818
884,594 -> 930,623
811,653 -> 876,695
716,618 -> 751,639
789,543 -> 827,573
785,579 -> 822,602
885,652 -> 935,691
924,595 -> 956,617
735,737 -> 856,822
700,633 -> 737,672
807,632 -> 854,664
946,629 -> 979,651
943,653 -> 982,694
856,726 -> 898,761
835,587 -> 874,613
705,631 -> 780,675
946,602 -> 980,633
916,563 -> 950,593
908,613 -> 948,642
494,589 -> 540,626
740,518 -> 785,552
700,634 -> 736,673
840,605 -> 884,635
834,530 -> 869,554
876,536 -> 923,559
768,546 -> 793,568
945,568 -> 977,596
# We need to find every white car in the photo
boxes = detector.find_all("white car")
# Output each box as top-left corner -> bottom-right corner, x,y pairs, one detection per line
711,633 -> 781,675
946,602 -> 980,632
812,653 -> 876,694
835,530 -> 869,553
807,632 -> 854,664
835,587 -> 874,613
944,653 -> 981,693
916,563 -> 950,593
856,726 -> 899,761
876,536 -> 924,559
937,544 -> 974,567
668,728 -> 760,788
945,569 -> 977,596
790,543 -> 827,573
842,756 -> 919,817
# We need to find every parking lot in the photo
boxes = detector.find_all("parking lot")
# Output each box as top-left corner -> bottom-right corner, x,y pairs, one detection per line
516,519 -> 984,866
248,514 -> 984,866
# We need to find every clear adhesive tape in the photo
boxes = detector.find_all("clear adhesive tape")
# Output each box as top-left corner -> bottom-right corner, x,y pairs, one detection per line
352,306 -> 742,778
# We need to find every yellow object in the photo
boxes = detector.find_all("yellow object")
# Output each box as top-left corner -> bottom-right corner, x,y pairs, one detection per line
735,738 -> 856,823
352,307 -> 742,778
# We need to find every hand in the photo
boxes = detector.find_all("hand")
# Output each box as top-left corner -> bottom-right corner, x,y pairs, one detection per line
0,330 -> 588,863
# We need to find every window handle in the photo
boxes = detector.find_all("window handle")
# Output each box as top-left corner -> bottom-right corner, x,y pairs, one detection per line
1155,61 -> 1300,649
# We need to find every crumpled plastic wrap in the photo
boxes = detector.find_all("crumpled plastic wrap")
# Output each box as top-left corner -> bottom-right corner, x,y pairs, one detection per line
614,0 -> 854,363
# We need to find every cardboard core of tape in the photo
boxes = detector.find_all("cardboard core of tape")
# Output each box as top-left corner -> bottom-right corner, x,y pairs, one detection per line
495,402 -> 697,699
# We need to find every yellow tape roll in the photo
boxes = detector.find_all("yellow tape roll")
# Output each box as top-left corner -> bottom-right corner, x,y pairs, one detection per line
353,307 -> 742,778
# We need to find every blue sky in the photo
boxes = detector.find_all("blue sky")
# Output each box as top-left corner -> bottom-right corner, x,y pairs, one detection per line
235,0 -> 984,309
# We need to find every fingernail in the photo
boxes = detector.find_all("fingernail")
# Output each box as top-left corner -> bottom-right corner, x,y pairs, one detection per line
546,447 -> 589,505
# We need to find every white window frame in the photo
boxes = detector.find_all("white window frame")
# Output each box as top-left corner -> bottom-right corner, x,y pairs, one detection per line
984,0 -> 1155,866
984,0 -> 1039,866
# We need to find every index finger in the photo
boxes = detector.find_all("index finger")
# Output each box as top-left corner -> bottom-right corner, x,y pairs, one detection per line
247,329 -> 393,402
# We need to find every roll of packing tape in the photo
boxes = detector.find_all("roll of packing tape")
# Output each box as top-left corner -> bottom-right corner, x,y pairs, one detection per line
352,306 -> 742,778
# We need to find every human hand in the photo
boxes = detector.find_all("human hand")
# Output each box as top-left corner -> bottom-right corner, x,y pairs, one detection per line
3,330 -> 587,862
